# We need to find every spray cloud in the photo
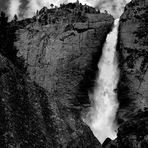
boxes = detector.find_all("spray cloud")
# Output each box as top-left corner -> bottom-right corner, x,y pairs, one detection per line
7,0 -> 21,20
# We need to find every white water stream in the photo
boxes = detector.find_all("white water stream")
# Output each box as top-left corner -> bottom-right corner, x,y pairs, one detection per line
84,19 -> 120,144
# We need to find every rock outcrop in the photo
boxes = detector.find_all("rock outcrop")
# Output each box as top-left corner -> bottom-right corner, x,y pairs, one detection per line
117,0 -> 148,123
0,53 -> 102,148
103,109 -> 148,148
104,0 -> 148,147
0,3 -> 114,148
15,10 -> 113,107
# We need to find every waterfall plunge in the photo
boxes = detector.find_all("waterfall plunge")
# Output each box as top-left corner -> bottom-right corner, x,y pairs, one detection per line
84,19 -> 120,144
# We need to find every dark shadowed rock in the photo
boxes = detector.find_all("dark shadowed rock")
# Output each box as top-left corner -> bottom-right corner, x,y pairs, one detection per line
115,109 -> 148,148
106,110 -> 148,148
102,138 -> 111,148
117,0 -> 148,123
0,53 -> 102,148
0,3 -> 114,148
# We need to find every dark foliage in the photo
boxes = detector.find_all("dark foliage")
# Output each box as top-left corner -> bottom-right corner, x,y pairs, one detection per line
134,6 -> 148,43
0,11 -> 27,73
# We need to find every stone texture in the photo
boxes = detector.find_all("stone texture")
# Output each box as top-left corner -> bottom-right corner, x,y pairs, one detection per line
0,3 -> 114,148
15,5 -> 114,113
103,0 -> 148,148
117,0 -> 148,122
0,53 -> 102,148
104,109 -> 148,148
116,109 -> 148,148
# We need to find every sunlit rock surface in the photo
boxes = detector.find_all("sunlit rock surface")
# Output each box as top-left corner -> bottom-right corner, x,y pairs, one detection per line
0,3 -> 114,148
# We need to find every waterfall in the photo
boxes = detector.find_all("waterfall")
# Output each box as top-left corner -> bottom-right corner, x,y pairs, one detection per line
84,19 -> 120,144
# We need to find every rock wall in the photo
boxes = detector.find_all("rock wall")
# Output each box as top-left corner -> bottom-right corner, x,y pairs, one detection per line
103,0 -> 148,148
0,54 -> 101,148
16,12 -> 113,107
0,3 -> 114,148
117,0 -> 148,122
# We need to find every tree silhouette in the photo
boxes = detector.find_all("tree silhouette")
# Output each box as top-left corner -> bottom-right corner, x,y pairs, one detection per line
0,11 -> 8,26
36,10 -> 39,15
13,14 -> 18,22
50,4 -> 54,8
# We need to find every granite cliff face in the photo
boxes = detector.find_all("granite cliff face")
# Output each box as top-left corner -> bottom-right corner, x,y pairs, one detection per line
103,0 -> 148,147
117,0 -> 148,122
0,3 -> 114,148
0,53 -> 101,148
15,8 -> 113,107
2,1 -> 148,147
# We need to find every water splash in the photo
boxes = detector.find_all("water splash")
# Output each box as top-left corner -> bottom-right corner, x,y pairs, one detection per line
83,19 -> 120,144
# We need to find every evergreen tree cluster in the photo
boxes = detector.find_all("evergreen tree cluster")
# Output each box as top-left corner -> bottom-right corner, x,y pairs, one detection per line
0,11 -> 26,73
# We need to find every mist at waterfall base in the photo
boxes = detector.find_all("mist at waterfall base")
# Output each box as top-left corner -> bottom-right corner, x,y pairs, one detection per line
83,19 -> 120,144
